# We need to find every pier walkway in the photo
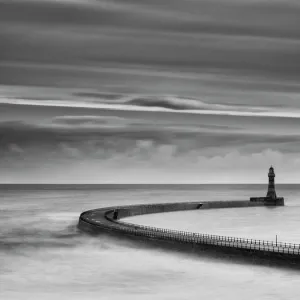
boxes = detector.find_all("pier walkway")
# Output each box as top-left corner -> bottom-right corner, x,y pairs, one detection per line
78,201 -> 300,261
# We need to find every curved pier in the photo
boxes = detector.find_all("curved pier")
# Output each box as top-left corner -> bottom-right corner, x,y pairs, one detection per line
78,200 -> 300,264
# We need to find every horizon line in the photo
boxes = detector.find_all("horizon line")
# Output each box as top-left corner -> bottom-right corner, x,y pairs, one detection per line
0,183 -> 298,185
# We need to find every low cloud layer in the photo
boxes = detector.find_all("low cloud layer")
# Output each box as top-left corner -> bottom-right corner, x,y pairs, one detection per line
1,110 -> 300,183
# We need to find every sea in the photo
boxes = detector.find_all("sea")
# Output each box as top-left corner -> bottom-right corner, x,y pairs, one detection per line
1,184 -> 300,300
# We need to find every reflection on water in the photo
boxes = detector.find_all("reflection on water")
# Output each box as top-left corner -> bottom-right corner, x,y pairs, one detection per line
1,185 -> 300,300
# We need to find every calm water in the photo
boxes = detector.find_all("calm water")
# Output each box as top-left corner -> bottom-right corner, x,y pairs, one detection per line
1,184 -> 300,300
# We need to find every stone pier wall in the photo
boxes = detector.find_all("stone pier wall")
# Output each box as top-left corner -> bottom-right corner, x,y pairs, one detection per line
78,200 -> 300,264
112,200 -> 266,219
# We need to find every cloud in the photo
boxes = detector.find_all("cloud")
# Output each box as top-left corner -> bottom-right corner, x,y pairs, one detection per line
0,95 -> 297,118
122,95 -> 268,112
8,143 -> 24,154
1,115 -> 300,162
1,0 -> 300,182
2,145 -> 299,183
51,115 -> 128,128
1,114 -> 300,183
1,0 -> 300,90
2,0 -> 300,39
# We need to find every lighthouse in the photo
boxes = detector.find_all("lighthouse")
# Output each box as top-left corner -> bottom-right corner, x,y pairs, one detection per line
266,166 -> 277,199
250,166 -> 284,206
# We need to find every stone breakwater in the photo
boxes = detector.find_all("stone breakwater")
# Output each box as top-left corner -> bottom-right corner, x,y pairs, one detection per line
78,200 -> 300,264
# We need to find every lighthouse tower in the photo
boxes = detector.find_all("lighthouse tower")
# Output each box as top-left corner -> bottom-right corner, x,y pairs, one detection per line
250,166 -> 284,205
266,166 -> 277,199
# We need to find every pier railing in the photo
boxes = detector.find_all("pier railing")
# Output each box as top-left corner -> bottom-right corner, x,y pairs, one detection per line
100,210 -> 300,256
80,203 -> 300,257
117,219 -> 300,251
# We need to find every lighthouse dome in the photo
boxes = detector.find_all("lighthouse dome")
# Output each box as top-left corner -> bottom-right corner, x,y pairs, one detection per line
268,166 -> 275,176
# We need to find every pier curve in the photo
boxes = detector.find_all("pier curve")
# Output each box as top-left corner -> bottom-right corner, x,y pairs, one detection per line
78,200 -> 300,265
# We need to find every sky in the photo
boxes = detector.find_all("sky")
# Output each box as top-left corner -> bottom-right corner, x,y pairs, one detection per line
1,0 -> 300,183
